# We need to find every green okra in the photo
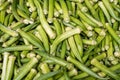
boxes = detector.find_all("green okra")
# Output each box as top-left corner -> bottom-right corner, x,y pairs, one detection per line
36,25 -> 49,52
1,52 -> 10,80
24,69 -> 37,80
91,58 -> 120,80
50,27 -> 81,54
0,23 -> 18,37
0,45 -> 33,53
59,0 -> 70,23
6,55 -> 16,80
14,57 -> 38,80
34,0 -> 56,39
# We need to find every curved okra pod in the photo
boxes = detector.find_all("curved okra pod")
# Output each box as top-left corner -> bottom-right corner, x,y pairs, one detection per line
50,27 -> 81,54
34,0 -> 56,39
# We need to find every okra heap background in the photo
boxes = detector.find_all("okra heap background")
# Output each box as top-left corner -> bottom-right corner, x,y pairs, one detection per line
0,0 -> 120,80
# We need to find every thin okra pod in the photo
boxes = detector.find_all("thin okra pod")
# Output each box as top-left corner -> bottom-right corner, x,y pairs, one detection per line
6,55 -> 16,80
77,10 -> 97,27
99,9 -> 106,26
83,35 -> 105,62
47,0 -> 54,23
0,23 -> 18,37
17,29 -> 44,49
66,0 -> 72,14
36,25 -> 49,52
34,50 -> 73,70
77,3 -> 88,13
83,12 -> 103,27
85,0 -> 99,20
2,37 -> 19,47
14,57 -> 38,80
0,1 -> 9,10
11,0 -> 22,21
59,0 -> 70,23
55,1 -> 62,14
17,8 -> 30,19
98,1 -> 112,25
74,34 -> 83,57
4,14 -> 11,26
0,45 -> 33,53
53,18 -> 62,36
60,41 -> 67,59
91,58 -> 120,80
38,69 -> 62,80
34,0 -> 56,39
68,35 -> 83,62
0,10 -> 6,24
8,14 -> 14,26
105,23 -> 120,45
67,56 -> 106,79
50,27 -> 81,54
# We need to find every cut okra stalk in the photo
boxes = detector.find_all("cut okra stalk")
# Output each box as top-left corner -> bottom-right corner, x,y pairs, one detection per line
1,52 -> 10,80
24,68 -> 37,80
6,55 -> 16,80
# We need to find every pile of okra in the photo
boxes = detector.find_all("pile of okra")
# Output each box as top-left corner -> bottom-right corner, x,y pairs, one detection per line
1,0 -> 120,80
